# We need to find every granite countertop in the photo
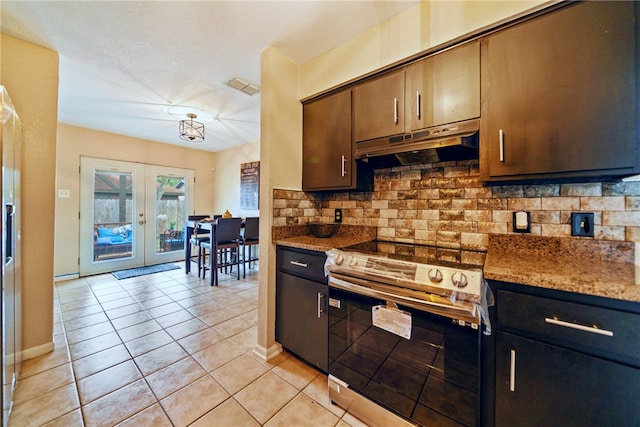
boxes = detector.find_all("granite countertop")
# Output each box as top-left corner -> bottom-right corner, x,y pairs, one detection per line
484,234 -> 640,303
275,227 -> 640,303
273,224 -> 376,252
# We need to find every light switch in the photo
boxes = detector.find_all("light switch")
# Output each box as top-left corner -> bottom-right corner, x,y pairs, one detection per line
58,189 -> 71,198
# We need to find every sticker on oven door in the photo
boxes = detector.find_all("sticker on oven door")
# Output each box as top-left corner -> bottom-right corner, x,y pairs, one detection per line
328,298 -> 341,309
372,305 -> 412,339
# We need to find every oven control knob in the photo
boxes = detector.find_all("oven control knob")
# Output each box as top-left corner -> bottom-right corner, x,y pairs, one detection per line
451,272 -> 468,288
427,268 -> 443,283
334,254 -> 344,265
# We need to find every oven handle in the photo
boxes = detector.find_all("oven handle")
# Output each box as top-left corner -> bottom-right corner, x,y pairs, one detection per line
329,275 -> 432,311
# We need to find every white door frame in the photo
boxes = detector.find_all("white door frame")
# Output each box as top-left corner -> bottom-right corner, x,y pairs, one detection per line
79,157 -> 194,276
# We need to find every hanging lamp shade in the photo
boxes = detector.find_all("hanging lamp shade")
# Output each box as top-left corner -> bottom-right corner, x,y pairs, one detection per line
179,113 -> 205,142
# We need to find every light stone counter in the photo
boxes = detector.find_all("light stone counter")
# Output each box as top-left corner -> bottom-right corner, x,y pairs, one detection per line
484,234 -> 640,303
273,224 -> 376,253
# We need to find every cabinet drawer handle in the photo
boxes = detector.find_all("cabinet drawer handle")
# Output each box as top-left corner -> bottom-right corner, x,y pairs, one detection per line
341,155 -> 347,177
393,97 -> 398,124
317,292 -> 325,318
416,91 -> 421,119
544,317 -> 614,337
289,260 -> 308,268
509,349 -> 516,392
499,129 -> 505,162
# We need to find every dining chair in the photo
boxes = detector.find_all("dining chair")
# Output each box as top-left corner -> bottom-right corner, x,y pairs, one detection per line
188,215 -> 210,278
242,217 -> 259,278
201,217 -> 243,285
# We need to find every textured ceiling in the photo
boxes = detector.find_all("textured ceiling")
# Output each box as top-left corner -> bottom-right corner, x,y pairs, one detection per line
1,0 -> 419,152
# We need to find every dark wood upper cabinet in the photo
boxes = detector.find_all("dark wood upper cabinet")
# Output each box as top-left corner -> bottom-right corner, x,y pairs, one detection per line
303,89 -> 371,191
405,40 -> 480,132
480,1 -> 639,182
354,43 -> 479,146
353,70 -> 405,143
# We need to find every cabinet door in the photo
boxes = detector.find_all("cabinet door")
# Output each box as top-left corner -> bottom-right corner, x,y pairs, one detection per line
276,272 -> 328,371
481,1 -> 637,181
406,41 -> 480,131
353,70 -> 405,143
495,332 -> 640,427
303,90 -> 354,190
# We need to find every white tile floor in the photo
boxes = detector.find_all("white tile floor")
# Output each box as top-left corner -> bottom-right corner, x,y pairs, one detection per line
8,264 -> 368,426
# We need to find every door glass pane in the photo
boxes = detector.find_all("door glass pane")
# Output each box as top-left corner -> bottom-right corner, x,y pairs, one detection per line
155,174 -> 186,254
93,169 -> 134,262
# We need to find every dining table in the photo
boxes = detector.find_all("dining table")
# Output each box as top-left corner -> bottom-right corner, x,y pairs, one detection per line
184,218 -> 245,285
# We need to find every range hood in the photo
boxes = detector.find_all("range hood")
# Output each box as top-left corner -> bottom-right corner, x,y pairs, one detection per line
355,118 -> 479,167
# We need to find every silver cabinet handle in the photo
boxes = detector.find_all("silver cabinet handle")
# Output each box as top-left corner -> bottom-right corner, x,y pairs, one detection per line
416,91 -> 421,119
499,129 -> 505,162
393,97 -> 398,124
509,349 -> 516,392
317,292 -> 325,318
289,260 -> 308,268
341,155 -> 347,177
544,317 -> 614,337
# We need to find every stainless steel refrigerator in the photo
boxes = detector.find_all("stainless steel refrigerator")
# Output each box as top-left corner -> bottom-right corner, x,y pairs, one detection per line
1,86 -> 22,427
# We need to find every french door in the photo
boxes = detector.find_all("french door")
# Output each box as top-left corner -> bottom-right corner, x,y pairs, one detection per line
79,157 -> 194,276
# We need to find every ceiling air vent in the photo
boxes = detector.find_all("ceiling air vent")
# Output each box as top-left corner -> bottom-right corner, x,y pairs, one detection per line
225,76 -> 260,96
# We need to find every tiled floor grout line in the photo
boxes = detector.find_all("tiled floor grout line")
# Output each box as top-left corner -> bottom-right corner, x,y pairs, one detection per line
55,268 -> 256,426
78,273 -> 188,425
119,271 -> 271,427
11,265 -> 363,427
83,269 -> 259,425
72,267 -> 304,426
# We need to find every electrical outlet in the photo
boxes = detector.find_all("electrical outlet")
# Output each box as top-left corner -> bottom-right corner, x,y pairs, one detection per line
571,212 -> 594,237
334,208 -> 342,223
512,211 -> 531,233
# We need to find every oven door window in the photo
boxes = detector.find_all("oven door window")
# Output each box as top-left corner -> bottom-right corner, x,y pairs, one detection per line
328,286 -> 480,427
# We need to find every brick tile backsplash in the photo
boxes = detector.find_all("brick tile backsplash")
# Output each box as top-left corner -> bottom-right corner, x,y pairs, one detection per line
273,160 -> 640,250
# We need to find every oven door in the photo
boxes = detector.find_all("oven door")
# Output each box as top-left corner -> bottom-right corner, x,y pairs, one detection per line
328,276 -> 481,427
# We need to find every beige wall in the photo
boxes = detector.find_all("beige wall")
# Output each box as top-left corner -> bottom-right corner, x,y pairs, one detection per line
1,34 -> 59,356
56,124 -> 259,278
211,140 -> 260,217
299,1 -> 547,99
255,47 -> 301,360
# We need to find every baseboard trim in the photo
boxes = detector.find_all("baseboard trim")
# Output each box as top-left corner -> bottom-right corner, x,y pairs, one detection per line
253,342 -> 283,362
22,341 -> 55,361
54,273 -> 79,282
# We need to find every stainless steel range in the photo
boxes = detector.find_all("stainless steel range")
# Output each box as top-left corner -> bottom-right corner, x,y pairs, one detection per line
325,241 -> 492,427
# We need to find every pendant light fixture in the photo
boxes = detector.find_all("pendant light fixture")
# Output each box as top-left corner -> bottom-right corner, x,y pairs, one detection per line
179,113 -> 205,142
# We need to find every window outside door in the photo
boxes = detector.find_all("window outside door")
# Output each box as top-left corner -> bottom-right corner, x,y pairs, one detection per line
79,158 -> 194,276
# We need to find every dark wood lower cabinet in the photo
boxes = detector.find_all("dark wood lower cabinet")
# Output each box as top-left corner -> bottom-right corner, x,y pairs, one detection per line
495,331 -> 640,427
276,247 -> 328,372
489,282 -> 640,427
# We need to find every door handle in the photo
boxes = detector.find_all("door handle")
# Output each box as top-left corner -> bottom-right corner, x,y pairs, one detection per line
499,129 -> 505,162
509,349 -> 516,392
289,260 -> 308,268
317,292 -> 325,318
544,317 -> 613,336
416,91 -> 421,119
393,97 -> 398,124
341,155 -> 347,177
